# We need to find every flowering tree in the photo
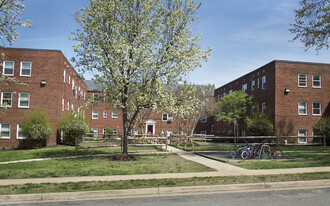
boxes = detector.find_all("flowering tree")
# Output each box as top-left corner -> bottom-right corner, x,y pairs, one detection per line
71,0 -> 210,155
290,0 -> 329,52
170,83 -> 214,136
0,0 -> 31,45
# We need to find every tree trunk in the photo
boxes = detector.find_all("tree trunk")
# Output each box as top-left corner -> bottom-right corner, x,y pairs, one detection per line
122,110 -> 128,155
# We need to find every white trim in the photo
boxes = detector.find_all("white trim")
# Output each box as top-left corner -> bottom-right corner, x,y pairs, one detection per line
298,129 -> 307,144
103,111 -> 107,118
3,61 -> 14,76
251,80 -> 255,90
0,123 -> 11,139
92,110 -> 99,119
1,92 -> 12,108
312,74 -> 321,88
262,76 -> 266,89
312,102 -> 321,116
298,74 -> 307,88
16,124 -> 26,139
298,101 -> 307,115
18,93 -> 30,108
20,61 -> 32,77
145,121 -> 155,135
112,111 -> 118,118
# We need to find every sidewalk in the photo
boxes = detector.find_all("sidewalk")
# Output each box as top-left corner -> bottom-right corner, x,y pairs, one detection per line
1,146 -> 330,186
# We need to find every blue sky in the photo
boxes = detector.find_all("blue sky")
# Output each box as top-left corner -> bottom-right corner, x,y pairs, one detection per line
11,0 -> 330,88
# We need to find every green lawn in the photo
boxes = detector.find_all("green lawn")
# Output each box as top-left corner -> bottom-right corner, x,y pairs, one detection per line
1,172 -> 329,195
0,154 -> 214,179
231,146 -> 330,169
0,145 -> 161,162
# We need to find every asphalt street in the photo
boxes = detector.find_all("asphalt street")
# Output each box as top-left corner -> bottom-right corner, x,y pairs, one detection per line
5,187 -> 330,206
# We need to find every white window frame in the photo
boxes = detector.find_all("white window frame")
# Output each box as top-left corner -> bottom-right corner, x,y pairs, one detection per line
93,93 -> 99,101
0,123 -> 11,139
103,128 -> 107,134
162,113 -> 173,121
67,100 -> 70,110
298,129 -> 307,144
92,110 -> 99,119
262,76 -> 266,90
257,78 -> 260,89
200,115 -> 207,123
312,102 -> 321,116
62,97 -> 64,111
18,93 -> 30,108
298,74 -> 307,87
312,74 -> 321,88
112,111 -> 118,118
242,84 -> 247,93
63,69 -> 66,83
3,61 -> 14,76
103,111 -> 107,118
261,102 -> 266,114
298,101 -> 307,115
113,129 -> 118,135
16,124 -> 26,139
228,90 -> 233,94
91,128 -> 98,137
251,80 -> 255,91
1,92 -> 12,108
20,61 -> 32,77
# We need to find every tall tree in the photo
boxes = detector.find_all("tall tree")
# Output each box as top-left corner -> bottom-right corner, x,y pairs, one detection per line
289,0 -> 330,52
0,0 -> 31,45
71,0 -> 210,155
170,83 -> 214,136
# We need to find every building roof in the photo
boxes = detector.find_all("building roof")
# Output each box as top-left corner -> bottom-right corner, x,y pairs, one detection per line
83,80 -> 103,92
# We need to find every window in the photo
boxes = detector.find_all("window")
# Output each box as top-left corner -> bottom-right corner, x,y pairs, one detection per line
242,84 -> 247,93
228,90 -> 233,94
18,93 -> 30,108
92,110 -> 99,119
112,111 -> 118,118
91,128 -> 98,137
261,102 -> 266,114
262,76 -> 266,89
298,74 -> 307,87
217,95 -> 220,102
257,78 -> 260,89
93,93 -> 99,101
251,105 -> 255,114
3,61 -> 14,76
162,113 -> 173,121
298,129 -> 307,143
312,102 -> 321,116
242,107 -> 246,114
298,102 -> 307,115
63,70 -> 66,83
16,124 -> 26,139
1,92 -> 12,107
312,74 -> 321,88
62,97 -> 64,111
113,129 -> 118,135
20,62 -> 31,77
103,111 -> 107,118
0,123 -> 10,139
200,115 -> 207,123
67,100 -> 70,110
251,80 -> 255,90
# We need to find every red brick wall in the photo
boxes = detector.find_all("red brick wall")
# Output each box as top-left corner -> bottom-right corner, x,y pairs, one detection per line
213,61 -> 276,136
274,61 -> 330,143
0,48 -> 86,149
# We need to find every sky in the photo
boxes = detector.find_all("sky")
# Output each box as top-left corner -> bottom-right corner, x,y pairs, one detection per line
9,0 -> 330,88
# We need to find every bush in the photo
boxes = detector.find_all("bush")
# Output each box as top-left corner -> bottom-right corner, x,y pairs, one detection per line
313,116 -> 330,145
246,114 -> 274,136
22,109 -> 53,148
58,112 -> 89,146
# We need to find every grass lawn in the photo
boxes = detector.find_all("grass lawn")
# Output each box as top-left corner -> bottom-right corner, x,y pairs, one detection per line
0,172 -> 329,195
0,154 -> 214,179
231,146 -> 330,169
0,145 -> 161,162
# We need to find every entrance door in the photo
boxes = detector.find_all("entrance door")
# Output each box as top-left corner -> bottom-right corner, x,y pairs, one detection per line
147,125 -> 154,134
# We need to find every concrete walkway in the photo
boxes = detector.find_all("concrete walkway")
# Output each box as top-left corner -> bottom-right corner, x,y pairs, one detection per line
1,146 -> 330,186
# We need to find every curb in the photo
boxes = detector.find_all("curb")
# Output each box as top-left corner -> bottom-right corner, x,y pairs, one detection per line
1,179 -> 330,204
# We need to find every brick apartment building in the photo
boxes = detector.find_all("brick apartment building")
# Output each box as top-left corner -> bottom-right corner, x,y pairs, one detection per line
0,48 -> 210,149
83,80 -> 210,137
0,48 -> 87,149
214,60 -> 330,144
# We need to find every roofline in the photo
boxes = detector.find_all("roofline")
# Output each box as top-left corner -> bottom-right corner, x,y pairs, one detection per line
216,60 -> 330,91
0,47 -> 86,87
